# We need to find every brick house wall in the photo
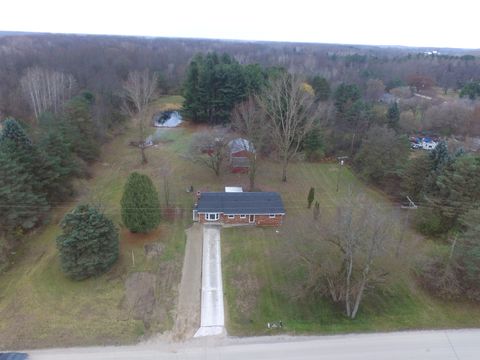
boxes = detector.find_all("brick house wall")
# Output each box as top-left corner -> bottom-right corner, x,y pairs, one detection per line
198,213 -> 283,226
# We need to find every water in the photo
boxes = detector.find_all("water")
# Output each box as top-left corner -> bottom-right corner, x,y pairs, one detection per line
153,110 -> 183,128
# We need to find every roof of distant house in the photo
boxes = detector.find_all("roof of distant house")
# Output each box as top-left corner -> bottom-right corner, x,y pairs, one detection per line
228,138 -> 255,154
196,192 -> 285,215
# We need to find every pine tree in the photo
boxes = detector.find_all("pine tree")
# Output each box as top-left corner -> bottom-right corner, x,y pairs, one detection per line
0,141 -> 49,236
56,204 -> 119,280
307,187 -> 315,209
387,102 -> 400,128
39,129 -> 76,201
121,172 -> 161,233
0,118 -> 32,146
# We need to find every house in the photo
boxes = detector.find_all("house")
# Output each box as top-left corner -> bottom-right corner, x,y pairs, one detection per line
421,137 -> 438,150
228,138 -> 254,173
193,191 -> 285,226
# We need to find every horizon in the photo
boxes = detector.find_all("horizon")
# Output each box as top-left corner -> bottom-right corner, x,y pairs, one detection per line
1,30 -> 478,52
2,0 -> 479,49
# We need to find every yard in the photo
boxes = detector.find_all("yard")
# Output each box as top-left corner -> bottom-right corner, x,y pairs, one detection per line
0,96 -> 192,350
221,161 -> 480,335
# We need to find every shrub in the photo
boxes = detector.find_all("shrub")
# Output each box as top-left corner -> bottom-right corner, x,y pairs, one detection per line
121,172 -> 161,233
56,204 -> 119,280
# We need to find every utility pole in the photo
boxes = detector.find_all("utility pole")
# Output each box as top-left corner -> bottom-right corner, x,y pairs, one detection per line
396,196 -> 418,257
336,156 -> 349,192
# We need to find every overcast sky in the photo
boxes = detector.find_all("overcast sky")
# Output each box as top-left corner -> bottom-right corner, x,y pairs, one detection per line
2,0 -> 478,49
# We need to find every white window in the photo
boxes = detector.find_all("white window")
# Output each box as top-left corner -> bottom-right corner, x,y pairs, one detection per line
228,215 -> 235,219
240,215 -> 246,219
205,213 -> 219,221
269,214 -> 276,218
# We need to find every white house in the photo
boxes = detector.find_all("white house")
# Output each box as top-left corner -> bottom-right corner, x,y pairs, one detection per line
421,137 -> 438,150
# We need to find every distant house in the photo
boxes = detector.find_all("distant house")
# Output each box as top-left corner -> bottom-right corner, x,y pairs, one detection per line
379,93 -> 397,104
228,138 -> 254,173
421,137 -> 438,150
193,191 -> 285,226
410,136 -> 438,151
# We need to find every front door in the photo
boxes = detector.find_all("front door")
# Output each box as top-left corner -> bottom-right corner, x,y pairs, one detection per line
249,215 -> 255,223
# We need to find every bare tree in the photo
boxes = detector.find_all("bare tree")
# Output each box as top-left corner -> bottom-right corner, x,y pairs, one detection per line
188,129 -> 230,176
231,96 -> 266,190
20,67 -> 77,122
258,72 -> 317,182
293,194 -> 399,319
123,69 -> 158,164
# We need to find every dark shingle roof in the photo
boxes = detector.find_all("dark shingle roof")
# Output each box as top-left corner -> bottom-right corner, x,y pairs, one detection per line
196,192 -> 285,215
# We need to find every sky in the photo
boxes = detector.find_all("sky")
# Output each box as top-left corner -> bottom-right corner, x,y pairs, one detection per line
1,0 -> 478,49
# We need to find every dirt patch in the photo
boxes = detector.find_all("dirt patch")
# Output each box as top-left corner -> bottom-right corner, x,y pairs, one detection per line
124,272 -> 156,326
121,226 -> 164,247
171,224 -> 202,340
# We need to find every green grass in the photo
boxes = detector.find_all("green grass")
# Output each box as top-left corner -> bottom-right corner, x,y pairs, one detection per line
0,96 -> 188,350
222,162 -> 480,335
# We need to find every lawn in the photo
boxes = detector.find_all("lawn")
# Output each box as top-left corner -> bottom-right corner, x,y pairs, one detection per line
0,96 -> 190,350
221,162 -> 480,335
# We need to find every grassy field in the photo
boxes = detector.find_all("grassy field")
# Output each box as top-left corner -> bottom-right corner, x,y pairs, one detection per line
221,161 -> 480,335
0,96 -> 191,350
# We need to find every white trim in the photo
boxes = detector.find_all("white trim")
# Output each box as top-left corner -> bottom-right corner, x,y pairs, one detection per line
205,213 -> 219,221
227,215 -> 235,219
249,215 -> 255,223
240,215 -> 246,219
269,214 -> 276,218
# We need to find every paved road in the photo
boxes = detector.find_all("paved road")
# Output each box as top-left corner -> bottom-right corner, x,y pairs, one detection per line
26,329 -> 480,359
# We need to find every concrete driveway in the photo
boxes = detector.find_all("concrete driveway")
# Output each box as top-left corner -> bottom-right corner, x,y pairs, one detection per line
194,225 -> 225,337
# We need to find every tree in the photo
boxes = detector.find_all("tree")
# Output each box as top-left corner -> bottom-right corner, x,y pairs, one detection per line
307,187 -> 315,208
311,76 -> 331,101
460,81 -> 480,100
56,204 -> 119,280
365,79 -> 385,102
258,72 -> 317,182
401,153 -> 432,201
123,69 -> 159,164
231,96 -> 266,190
303,128 -> 325,161
188,130 -> 229,177
182,53 -> 265,124
294,194 -> 399,319
333,83 -> 361,116
121,172 -> 161,233
387,102 -> 400,129
20,67 -> 77,122
0,140 -> 48,238
456,208 -> 480,300
354,126 -> 410,186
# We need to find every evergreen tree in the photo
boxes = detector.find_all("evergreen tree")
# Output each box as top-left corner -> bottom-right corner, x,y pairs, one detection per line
387,102 -> 400,128
121,172 -> 161,233
334,83 -> 361,116
307,187 -> 315,209
401,153 -> 432,201
0,118 -> 32,146
182,52 -> 265,124
303,128 -> 325,161
0,140 -> 49,236
311,76 -> 331,101
39,129 -> 77,201
56,204 -> 119,280
62,95 -> 99,162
